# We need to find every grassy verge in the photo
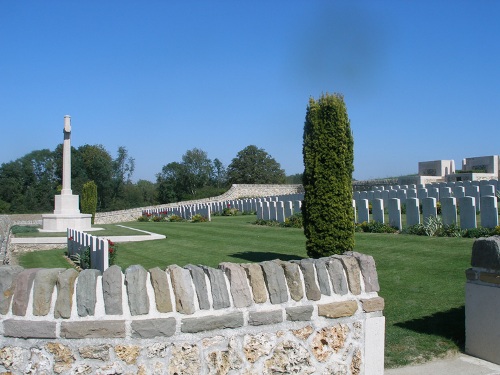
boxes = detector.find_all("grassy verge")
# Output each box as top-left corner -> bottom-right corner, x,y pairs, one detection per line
17,215 -> 474,368
12,224 -> 147,238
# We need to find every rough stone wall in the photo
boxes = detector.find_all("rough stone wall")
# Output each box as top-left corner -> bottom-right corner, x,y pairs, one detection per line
352,179 -> 398,192
94,184 -> 304,224
0,215 -> 13,264
0,252 -> 384,374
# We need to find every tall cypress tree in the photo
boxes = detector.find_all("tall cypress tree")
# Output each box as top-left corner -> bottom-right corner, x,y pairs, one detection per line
302,93 -> 354,257
81,180 -> 98,225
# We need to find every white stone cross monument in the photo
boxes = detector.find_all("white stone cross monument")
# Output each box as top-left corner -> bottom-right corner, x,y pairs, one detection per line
42,115 -> 92,232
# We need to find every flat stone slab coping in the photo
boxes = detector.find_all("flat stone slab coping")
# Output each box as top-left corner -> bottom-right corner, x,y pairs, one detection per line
10,225 -> 166,244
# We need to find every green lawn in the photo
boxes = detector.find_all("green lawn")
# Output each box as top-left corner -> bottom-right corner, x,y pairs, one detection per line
17,215 -> 475,368
13,224 -> 146,238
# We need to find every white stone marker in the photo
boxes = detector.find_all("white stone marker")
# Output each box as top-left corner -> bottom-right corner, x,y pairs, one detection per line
276,201 -> 285,223
372,199 -> 384,224
397,189 -> 407,204
441,197 -> 457,225
262,201 -> 270,220
459,196 -> 477,230
454,186 -> 466,200
269,201 -> 278,221
388,198 -> 402,230
481,185 -> 496,197
427,187 -> 439,201
353,200 -> 357,223
357,199 -> 370,223
466,185 -> 481,212
440,187 -> 452,199
284,201 -> 293,218
407,189 -> 417,199
422,197 -> 437,223
293,200 -> 301,214
417,188 -> 428,199
406,198 -> 420,227
480,196 -> 498,228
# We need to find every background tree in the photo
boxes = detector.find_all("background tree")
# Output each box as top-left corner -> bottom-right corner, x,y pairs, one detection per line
302,93 -> 354,258
156,148 -> 228,203
81,180 -> 98,224
0,149 -> 58,213
286,173 -> 303,184
226,145 -> 286,184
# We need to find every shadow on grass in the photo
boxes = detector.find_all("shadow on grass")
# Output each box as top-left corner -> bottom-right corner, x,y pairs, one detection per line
229,251 -> 304,263
395,306 -> 465,351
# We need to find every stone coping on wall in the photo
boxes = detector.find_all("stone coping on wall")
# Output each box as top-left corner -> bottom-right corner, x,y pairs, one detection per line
0,252 -> 383,340
466,235 -> 500,286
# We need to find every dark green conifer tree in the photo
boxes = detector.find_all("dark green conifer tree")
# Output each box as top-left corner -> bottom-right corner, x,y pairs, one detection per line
81,180 -> 98,224
302,93 -> 354,257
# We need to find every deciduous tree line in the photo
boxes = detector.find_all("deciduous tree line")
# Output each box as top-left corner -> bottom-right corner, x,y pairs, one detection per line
0,144 -> 287,213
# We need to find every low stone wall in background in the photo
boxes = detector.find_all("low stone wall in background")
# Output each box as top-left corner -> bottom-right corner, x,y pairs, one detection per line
95,184 -> 304,224
0,252 -> 385,374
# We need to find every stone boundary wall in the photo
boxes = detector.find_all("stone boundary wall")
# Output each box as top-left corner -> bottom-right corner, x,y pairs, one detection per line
465,236 -> 500,364
352,179 -> 399,192
94,184 -> 304,224
0,215 -> 13,264
0,252 -> 385,374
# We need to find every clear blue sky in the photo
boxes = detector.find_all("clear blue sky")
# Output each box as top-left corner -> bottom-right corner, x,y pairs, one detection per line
1,1 -> 499,182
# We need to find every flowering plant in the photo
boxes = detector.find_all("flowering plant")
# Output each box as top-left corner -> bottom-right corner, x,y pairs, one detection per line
108,239 -> 117,266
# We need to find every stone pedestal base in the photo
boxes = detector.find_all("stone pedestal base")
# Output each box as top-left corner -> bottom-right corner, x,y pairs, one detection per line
54,194 -> 80,215
41,213 -> 92,233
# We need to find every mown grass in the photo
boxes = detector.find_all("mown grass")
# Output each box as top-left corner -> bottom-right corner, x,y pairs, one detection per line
12,224 -> 148,238
17,215 -> 475,368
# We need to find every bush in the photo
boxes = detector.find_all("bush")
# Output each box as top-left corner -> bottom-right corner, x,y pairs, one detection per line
254,219 -> 280,227
137,215 -> 150,222
281,213 -> 303,228
168,214 -> 184,222
463,227 -> 494,238
152,215 -> 167,222
403,223 -> 427,236
355,221 -> 398,234
403,216 -> 462,237
222,207 -> 239,216
493,226 -> 500,235
191,214 -> 208,223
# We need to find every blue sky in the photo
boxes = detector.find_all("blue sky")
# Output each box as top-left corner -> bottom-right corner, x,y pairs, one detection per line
1,1 -> 499,182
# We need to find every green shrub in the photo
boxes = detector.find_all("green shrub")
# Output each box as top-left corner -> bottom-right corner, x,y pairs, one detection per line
302,93 -> 354,257
152,215 -> 167,222
81,181 -> 98,225
493,226 -> 500,235
70,246 -> 91,269
168,214 -> 184,222
403,223 -> 427,236
254,219 -> 280,227
138,214 -> 151,222
191,214 -> 208,223
222,207 -> 239,216
355,221 -> 398,234
281,213 -> 303,228
463,227 -> 494,238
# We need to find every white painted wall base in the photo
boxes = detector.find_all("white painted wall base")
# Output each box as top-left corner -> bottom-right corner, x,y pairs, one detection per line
466,282 -> 500,365
364,315 -> 385,375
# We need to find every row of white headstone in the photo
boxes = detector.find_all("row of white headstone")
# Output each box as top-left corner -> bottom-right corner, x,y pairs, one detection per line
354,195 -> 499,230
354,180 -> 499,213
67,228 -> 109,272
142,193 -> 306,221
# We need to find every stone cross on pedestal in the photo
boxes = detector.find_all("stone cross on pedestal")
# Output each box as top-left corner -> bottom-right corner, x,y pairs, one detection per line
61,115 -> 72,196
41,115 -> 92,232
